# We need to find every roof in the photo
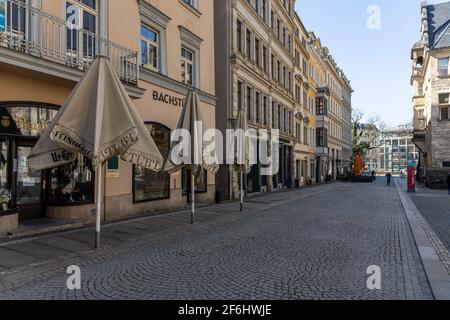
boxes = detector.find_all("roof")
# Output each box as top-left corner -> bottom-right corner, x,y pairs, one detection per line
427,1 -> 450,49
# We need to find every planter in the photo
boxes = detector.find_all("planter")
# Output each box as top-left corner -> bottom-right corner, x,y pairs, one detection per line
0,208 -> 19,237
1,203 -> 8,212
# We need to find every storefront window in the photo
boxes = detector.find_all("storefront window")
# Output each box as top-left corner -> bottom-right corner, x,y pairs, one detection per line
48,155 -> 93,204
182,168 -> 207,195
17,145 -> 42,205
0,139 -> 10,210
133,123 -> 170,202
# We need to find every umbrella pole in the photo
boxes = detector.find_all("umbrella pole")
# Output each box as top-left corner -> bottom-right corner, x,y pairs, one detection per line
95,163 -> 102,249
240,171 -> 244,212
191,171 -> 195,224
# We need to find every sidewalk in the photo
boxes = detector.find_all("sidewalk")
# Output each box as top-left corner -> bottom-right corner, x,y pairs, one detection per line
396,179 -> 450,299
407,183 -> 450,263
0,183 -> 336,287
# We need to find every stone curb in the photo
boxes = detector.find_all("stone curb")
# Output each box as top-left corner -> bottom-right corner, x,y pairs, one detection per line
395,180 -> 450,300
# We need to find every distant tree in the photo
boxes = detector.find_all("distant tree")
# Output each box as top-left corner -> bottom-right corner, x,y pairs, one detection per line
351,110 -> 383,171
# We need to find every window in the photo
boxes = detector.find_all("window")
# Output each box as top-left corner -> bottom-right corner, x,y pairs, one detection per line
263,96 -> 269,125
247,86 -> 253,120
271,54 -> 276,79
287,71 -> 291,91
316,97 -> 328,115
237,81 -> 244,110
181,47 -> 194,86
141,25 -> 159,71
49,155 -> 94,204
262,46 -> 268,72
303,126 -> 308,145
277,60 -> 281,83
316,128 -> 327,147
439,93 -> 449,105
255,91 -> 261,123
246,29 -> 252,60
438,58 -> 449,76
271,10 -> 275,30
295,85 -> 300,103
66,0 -> 97,57
288,110 -> 292,134
277,19 -> 281,40
278,105 -> 282,131
182,0 -> 197,9
182,169 -> 207,194
255,38 -> 260,67
261,0 -> 267,21
133,124 -> 170,202
237,20 -> 243,52
0,139 -> 10,211
272,101 -> 277,129
3,0 -> 26,33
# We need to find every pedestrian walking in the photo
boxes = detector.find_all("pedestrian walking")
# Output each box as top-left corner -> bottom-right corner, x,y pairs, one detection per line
386,172 -> 392,186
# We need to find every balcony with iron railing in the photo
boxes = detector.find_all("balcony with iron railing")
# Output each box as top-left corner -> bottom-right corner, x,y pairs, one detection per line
0,0 -> 139,89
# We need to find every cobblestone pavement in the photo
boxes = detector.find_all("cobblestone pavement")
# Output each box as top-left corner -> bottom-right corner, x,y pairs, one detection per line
0,180 -> 433,300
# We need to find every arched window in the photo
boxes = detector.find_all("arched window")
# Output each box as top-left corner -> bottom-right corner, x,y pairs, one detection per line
133,123 -> 170,202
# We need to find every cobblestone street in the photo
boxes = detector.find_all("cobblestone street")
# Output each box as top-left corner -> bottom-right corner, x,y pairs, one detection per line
0,180 -> 434,300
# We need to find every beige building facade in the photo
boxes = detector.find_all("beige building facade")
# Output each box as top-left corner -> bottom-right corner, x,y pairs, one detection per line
0,0 -> 216,236
293,13 -> 316,187
306,31 -> 353,183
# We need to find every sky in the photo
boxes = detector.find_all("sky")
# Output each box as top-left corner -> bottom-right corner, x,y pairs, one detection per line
295,0 -> 447,127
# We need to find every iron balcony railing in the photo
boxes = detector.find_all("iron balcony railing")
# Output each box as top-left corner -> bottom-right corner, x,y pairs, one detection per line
0,0 -> 138,85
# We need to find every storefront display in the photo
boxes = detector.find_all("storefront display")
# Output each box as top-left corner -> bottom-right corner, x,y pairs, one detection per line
0,103 -> 96,220
49,154 -> 93,204
133,123 -> 170,202
0,139 -> 9,211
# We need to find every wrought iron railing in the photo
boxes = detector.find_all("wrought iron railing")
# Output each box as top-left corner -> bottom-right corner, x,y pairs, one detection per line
0,0 -> 138,85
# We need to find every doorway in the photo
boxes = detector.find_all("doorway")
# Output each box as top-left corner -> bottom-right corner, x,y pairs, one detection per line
15,139 -> 46,221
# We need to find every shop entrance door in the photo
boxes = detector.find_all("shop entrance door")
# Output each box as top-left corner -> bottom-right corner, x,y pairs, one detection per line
16,139 -> 45,221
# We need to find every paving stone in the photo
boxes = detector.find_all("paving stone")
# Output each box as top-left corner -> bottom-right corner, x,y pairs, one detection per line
0,181 -> 434,300
34,237 -> 92,254
0,247 -> 38,269
4,241 -> 70,260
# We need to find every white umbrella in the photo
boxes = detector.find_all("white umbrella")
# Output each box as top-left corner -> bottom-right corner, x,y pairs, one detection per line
231,110 -> 252,212
164,90 -> 218,224
29,56 -> 164,248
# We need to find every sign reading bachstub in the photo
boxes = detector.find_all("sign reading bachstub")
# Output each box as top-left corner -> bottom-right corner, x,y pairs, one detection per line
152,90 -> 185,107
